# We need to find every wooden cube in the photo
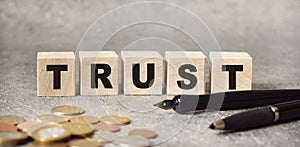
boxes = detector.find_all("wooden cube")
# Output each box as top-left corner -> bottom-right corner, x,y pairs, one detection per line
121,51 -> 163,95
79,51 -> 119,95
210,52 -> 252,93
165,51 -> 206,95
37,52 -> 75,96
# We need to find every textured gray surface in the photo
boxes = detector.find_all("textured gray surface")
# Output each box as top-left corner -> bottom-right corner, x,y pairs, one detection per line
0,0 -> 300,146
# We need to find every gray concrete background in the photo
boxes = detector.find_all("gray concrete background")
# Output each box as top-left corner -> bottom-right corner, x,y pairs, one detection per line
0,0 -> 300,146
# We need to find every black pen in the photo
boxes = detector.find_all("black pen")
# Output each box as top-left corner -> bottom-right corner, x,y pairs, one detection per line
209,99 -> 300,131
154,89 -> 300,113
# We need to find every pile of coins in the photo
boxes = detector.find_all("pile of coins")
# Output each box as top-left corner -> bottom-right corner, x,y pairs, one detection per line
0,105 -> 158,147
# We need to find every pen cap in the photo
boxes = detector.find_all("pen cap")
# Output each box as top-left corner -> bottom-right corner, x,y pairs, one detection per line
274,100 -> 300,123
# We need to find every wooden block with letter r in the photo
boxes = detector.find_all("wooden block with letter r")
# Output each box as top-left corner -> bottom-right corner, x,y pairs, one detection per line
37,52 -> 75,96
165,51 -> 206,95
210,52 -> 252,93
79,51 -> 119,95
121,51 -> 163,95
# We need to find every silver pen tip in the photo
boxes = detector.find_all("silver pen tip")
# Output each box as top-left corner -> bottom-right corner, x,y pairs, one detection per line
153,100 -> 175,110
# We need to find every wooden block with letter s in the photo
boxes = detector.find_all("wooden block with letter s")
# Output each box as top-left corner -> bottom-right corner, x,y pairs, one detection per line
121,51 -> 163,95
210,52 -> 252,93
37,52 -> 75,96
165,51 -> 206,95
79,51 -> 119,95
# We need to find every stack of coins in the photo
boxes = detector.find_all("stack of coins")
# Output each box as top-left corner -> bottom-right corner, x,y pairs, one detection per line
0,105 -> 158,147
0,115 -> 28,146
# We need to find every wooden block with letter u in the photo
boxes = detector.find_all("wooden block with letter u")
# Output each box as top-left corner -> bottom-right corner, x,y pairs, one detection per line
210,52 -> 252,93
37,52 -> 75,96
121,51 -> 163,95
79,51 -> 119,95
165,51 -> 206,95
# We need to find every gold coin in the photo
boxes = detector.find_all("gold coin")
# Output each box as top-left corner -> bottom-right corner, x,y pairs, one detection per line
128,129 -> 157,138
62,122 -> 94,136
35,114 -> 69,123
67,138 -> 103,147
99,115 -> 130,125
26,141 -> 67,147
51,105 -> 85,116
31,125 -> 71,142
0,132 -> 28,145
0,115 -> 25,125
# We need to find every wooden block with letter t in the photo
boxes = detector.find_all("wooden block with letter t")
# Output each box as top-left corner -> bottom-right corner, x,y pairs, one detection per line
165,51 -> 206,95
79,51 -> 119,95
210,52 -> 252,93
121,51 -> 163,95
37,52 -> 75,96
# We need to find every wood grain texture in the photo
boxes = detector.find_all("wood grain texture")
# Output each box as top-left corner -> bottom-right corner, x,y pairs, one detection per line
37,52 -> 75,96
210,52 -> 252,93
121,51 -> 163,95
165,51 -> 206,95
79,51 -> 118,95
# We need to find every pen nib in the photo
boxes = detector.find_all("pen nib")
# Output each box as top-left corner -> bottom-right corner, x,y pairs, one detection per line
153,100 -> 175,110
